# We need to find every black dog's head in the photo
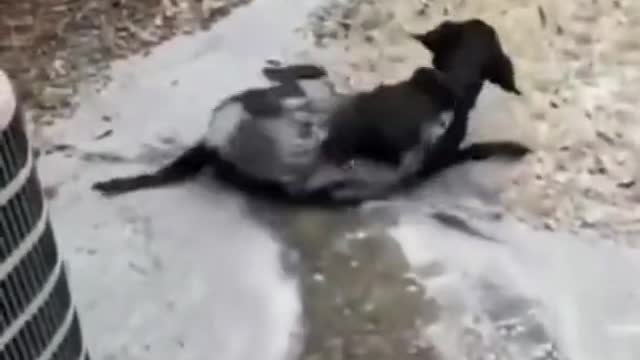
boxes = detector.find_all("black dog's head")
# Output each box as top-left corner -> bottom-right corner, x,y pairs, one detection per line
411,19 -> 521,96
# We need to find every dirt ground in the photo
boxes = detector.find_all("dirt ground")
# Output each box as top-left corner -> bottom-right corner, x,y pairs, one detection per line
0,0 -> 250,123
298,0 -> 640,241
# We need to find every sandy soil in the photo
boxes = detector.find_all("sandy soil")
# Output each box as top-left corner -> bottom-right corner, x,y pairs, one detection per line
293,0 -> 640,241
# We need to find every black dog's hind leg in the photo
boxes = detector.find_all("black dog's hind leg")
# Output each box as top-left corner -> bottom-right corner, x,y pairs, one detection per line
92,143 -> 212,196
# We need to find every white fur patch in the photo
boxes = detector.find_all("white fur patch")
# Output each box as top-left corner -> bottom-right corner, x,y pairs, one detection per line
399,148 -> 424,176
203,100 -> 248,148
437,110 -> 454,131
281,97 -> 309,109
399,110 -> 456,175
0,70 -> 17,131
423,110 -> 454,143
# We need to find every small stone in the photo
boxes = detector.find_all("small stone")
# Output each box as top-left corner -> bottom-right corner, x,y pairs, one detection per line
95,129 -> 114,140
596,130 -> 615,145
360,15 -> 384,31
348,334 -> 392,358
406,284 -> 420,293
363,33 -> 376,43
39,86 -> 74,109
346,230 -> 367,240
325,338 -> 344,360
543,219 -> 557,230
363,302 -> 375,312
538,6 -> 547,27
52,59 -> 68,76
618,179 -> 636,189
615,152 -> 628,165
312,273 -> 326,283
45,143 -> 74,155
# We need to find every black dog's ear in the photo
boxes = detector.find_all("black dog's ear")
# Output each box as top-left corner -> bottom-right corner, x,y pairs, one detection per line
411,20 -> 457,53
485,53 -> 522,96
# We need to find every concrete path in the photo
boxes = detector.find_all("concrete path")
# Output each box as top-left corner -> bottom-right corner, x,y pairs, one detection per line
33,0 -> 640,359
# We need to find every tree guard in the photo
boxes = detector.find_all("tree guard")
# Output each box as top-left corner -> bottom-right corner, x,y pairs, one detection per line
0,71 -> 90,360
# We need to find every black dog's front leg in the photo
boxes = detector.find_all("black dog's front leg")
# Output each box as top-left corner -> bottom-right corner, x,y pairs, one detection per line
418,107 -> 472,177
418,110 -> 531,179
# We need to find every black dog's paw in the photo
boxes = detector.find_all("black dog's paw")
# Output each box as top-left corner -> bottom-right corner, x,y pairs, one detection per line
265,59 -> 283,67
91,178 -> 132,196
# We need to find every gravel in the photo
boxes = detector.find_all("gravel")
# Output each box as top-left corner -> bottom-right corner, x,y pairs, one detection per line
0,0 -> 252,125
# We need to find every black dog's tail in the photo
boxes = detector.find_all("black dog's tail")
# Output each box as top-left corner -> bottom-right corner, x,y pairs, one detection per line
455,141 -> 531,162
419,140 -> 531,179
92,143 -> 212,196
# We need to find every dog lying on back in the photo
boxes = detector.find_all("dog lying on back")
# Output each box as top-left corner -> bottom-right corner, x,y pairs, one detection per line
91,19 -> 530,204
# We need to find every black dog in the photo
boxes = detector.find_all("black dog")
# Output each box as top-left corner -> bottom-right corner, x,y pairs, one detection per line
91,19 -> 530,204
320,67 -> 459,169
410,19 -> 526,178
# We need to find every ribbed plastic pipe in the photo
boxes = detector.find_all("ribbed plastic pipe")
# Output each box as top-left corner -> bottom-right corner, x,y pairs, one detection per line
0,71 -> 90,360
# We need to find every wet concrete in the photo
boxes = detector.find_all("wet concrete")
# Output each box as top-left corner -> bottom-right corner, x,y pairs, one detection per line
32,0 -> 640,359
249,204 -> 439,360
